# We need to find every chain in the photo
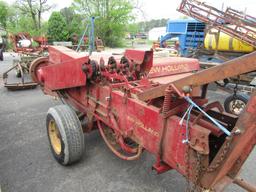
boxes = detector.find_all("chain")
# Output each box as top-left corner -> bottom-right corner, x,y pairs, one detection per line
234,83 -> 238,98
195,152 -> 203,191
233,75 -> 241,98
185,146 -> 202,192
185,144 -> 192,192
185,136 -> 233,192
204,137 -> 233,172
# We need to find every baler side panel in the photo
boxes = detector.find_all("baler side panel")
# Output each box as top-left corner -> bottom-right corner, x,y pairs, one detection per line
125,98 -> 162,154
107,90 -> 162,154
162,116 -> 211,176
163,116 -> 187,173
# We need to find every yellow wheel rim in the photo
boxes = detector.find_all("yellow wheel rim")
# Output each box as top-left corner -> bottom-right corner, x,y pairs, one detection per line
48,120 -> 62,155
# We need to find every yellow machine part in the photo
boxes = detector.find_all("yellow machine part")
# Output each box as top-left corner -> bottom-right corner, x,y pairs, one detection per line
204,30 -> 255,53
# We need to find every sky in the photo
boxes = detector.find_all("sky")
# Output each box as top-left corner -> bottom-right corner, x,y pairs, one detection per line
137,0 -> 256,21
3,0 -> 256,22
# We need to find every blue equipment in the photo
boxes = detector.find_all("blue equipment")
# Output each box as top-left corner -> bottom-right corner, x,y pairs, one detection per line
76,17 -> 95,55
160,19 -> 205,56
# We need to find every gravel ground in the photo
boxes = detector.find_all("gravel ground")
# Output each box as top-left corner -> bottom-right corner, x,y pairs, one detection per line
0,52 -> 255,192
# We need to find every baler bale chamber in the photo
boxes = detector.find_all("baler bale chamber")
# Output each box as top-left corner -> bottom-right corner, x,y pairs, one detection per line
30,46 -> 256,191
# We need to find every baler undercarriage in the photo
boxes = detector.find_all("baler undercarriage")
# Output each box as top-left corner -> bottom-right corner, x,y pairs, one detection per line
31,46 -> 256,192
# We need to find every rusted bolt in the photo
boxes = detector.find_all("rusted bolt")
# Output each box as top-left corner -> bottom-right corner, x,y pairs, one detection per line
233,129 -> 241,135
182,86 -> 192,94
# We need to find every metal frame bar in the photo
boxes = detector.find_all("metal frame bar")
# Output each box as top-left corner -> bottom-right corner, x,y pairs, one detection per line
177,0 -> 256,47
138,51 -> 256,101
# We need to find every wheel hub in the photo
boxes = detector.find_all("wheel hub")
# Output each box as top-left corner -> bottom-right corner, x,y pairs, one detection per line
230,99 -> 246,115
48,120 -> 62,155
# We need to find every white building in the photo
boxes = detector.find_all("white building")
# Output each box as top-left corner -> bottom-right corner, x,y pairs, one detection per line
148,27 -> 166,41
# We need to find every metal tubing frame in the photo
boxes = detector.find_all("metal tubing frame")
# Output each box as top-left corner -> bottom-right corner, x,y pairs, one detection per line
138,51 -> 256,101
177,0 -> 256,47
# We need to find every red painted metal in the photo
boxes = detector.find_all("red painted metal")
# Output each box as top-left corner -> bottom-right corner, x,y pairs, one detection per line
39,46 -> 89,90
10,32 -> 48,53
33,46 -> 256,191
149,57 -> 199,78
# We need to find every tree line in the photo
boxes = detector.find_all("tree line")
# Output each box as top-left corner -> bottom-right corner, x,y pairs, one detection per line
137,18 -> 169,32
0,0 -> 170,47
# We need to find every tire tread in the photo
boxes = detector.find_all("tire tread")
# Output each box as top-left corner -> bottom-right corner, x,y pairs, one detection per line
47,105 -> 84,165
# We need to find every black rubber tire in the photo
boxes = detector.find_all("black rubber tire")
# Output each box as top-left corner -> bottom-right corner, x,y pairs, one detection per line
224,93 -> 250,116
46,105 -> 85,165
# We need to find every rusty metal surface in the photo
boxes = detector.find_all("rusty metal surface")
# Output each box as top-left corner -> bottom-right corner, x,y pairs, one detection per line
137,51 -> 256,101
3,60 -> 38,91
200,92 -> 256,190
233,177 -> 256,192
4,82 -> 37,90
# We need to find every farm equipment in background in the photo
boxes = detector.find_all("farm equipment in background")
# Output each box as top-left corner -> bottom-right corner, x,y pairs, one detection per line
95,36 -> 104,52
31,46 -> 256,192
10,32 -> 48,54
159,19 -> 206,57
76,17 -> 104,54
177,0 -> 256,116
2,32 -> 48,90
178,0 -> 256,48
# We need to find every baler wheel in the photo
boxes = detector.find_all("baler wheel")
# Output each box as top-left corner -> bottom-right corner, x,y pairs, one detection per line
46,105 -> 85,165
29,57 -> 48,84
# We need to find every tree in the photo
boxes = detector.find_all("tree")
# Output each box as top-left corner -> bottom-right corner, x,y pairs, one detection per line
72,0 -> 134,47
60,7 -> 83,38
15,0 -> 53,30
60,7 -> 74,27
0,1 -> 8,28
6,5 -> 40,35
126,23 -> 139,35
47,12 -> 69,41
137,18 -> 169,32
69,14 -> 84,37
